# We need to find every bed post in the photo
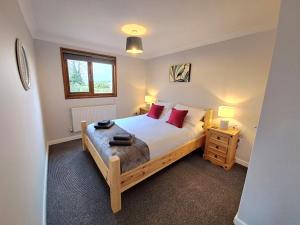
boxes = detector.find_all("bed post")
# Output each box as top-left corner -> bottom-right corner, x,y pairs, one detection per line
81,121 -> 87,151
109,155 -> 121,213
204,109 -> 213,130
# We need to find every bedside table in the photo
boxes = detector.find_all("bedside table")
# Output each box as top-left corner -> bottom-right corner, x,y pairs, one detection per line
139,107 -> 149,115
204,127 -> 240,170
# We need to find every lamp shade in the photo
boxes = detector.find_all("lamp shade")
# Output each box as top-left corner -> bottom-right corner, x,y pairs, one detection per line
145,95 -> 155,104
126,36 -> 143,54
218,106 -> 234,118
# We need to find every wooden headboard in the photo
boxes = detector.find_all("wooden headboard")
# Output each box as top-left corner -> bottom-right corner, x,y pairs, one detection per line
203,109 -> 213,130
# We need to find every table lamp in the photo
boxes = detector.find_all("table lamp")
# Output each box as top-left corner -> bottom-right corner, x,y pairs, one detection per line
218,106 -> 234,129
145,95 -> 156,108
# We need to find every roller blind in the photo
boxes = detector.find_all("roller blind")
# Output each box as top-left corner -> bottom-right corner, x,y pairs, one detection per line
62,49 -> 116,64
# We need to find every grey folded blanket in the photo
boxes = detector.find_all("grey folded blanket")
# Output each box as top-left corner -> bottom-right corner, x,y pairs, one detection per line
87,123 -> 150,173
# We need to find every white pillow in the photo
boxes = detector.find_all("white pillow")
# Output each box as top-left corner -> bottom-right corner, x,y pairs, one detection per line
173,104 -> 206,126
155,101 -> 174,117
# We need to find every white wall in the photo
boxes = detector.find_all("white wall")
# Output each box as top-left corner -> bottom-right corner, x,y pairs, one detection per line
146,31 -> 276,164
34,39 -> 147,142
235,1 -> 300,224
0,1 -> 47,225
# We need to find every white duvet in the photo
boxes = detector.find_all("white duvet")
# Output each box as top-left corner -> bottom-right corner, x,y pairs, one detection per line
115,115 -> 204,159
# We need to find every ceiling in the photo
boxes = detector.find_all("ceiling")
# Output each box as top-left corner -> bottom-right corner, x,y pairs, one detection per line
18,0 -> 280,59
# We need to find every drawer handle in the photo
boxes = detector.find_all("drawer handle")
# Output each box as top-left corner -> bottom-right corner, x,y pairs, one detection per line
217,136 -> 220,140
214,154 -> 218,158
216,146 -> 219,149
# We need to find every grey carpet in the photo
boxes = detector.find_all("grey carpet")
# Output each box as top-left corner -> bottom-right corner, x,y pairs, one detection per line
47,139 -> 246,225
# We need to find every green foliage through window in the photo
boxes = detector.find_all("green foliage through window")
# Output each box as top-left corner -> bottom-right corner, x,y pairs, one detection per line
67,60 -> 89,93
93,62 -> 113,94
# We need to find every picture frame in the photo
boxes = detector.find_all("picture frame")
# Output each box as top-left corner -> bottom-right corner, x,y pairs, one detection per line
15,38 -> 30,90
169,63 -> 191,82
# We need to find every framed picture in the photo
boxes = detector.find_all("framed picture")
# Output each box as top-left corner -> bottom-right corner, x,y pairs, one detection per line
15,38 -> 30,90
169,63 -> 191,82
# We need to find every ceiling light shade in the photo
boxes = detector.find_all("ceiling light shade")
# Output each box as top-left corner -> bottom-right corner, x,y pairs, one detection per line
126,36 -> 143,54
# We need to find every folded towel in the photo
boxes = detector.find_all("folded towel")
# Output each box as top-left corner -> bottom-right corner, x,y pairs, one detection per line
109,137 -> 134,146
98,120 -> 110,126
113,133 -> 132,141
94,121 -> 115,129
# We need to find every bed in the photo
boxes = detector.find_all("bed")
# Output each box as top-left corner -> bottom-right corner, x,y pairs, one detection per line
81,108 -> 213,213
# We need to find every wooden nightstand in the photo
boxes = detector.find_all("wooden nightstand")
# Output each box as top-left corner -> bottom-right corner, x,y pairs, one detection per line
204,127 -> 240,170
139,107 -> 149,115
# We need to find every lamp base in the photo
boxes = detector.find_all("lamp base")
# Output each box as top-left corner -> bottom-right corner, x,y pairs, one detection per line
220,120 -> 229,130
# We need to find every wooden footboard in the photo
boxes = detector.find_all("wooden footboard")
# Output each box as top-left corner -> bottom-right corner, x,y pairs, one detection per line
81,121 -> 121,213
120,137 -> 204,192
80,109 -> 213,213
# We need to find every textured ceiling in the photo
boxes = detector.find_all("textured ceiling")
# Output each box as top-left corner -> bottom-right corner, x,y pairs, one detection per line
18,0 -> 280,59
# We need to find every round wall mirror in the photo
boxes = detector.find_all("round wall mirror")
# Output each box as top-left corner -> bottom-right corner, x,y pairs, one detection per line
15,39 -> 30,90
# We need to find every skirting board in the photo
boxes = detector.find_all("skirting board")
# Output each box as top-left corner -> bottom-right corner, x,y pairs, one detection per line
43,144 -> 49,225
235,157 -> 249,167
47,134 -> 81,146
234,214 -> 248,225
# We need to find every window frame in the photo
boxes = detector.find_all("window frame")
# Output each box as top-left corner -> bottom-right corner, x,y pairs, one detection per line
60,48 -> 117,99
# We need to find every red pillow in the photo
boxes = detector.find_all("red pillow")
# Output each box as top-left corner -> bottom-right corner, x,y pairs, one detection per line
147,104 -> 165,119
166,108 -> 189,128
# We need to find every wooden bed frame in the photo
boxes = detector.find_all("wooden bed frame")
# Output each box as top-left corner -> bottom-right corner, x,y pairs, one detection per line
81,109 -> 213,213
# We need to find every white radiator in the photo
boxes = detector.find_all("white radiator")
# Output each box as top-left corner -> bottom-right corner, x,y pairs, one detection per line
71,104 -> 117,132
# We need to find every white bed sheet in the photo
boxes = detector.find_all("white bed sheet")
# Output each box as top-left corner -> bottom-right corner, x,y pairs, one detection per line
115,115 -> 204,159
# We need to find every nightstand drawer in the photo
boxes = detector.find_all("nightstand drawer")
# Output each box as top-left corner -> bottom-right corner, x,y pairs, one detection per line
207,142 -> 228,154
210,132 -> 229,146
207,147 -> 227,158
206,151 -> 226,163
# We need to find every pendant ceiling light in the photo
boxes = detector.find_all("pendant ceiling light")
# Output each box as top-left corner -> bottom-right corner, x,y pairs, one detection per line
126,36 -> 143,54
121,24 -> 146,54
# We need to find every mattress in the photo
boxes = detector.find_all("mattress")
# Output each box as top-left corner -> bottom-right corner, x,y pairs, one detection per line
115,114 -> 204,159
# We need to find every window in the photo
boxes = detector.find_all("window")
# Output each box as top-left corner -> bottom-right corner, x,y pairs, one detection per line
60,48 -> 117,99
